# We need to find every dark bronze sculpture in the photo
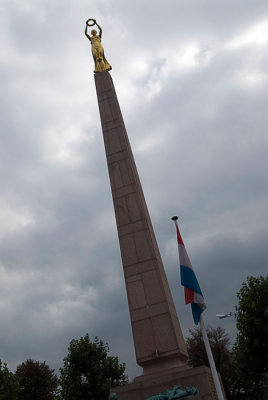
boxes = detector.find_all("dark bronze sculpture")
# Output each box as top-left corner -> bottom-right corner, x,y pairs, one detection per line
145,385 -> 199,399
108,385 -> 199,400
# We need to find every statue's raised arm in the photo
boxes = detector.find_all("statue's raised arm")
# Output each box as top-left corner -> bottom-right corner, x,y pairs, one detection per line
85,19 -> 112,73
95,21 -> 102,38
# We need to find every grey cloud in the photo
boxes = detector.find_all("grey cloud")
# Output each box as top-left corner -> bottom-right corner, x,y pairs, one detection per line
0,0 -> 267,381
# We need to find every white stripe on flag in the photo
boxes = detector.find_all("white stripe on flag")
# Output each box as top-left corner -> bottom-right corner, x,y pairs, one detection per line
178,244 -> 192,269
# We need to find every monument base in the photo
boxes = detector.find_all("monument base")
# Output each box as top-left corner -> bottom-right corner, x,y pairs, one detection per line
111,365 -> 221,400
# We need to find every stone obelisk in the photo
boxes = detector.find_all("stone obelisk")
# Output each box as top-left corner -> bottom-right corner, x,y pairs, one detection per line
95,70 -> 188,373
86,19 -> 224,400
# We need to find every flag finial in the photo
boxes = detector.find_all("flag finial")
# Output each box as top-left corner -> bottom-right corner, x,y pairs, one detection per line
171,216 -> 178,221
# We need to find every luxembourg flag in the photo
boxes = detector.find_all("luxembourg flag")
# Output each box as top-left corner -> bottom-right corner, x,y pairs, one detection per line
172,217 -> 206,325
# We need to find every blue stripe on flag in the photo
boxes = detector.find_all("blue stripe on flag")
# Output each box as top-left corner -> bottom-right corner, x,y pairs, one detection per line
191,303 -> 203,325
180,264 -> 203,295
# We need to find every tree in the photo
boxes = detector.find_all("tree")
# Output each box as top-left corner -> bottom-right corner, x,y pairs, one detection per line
186,326 -> 236,400
59,334 -> 128,400
0,360 -> 18,400
15,359 -> 58,400
234,275 -> 268,399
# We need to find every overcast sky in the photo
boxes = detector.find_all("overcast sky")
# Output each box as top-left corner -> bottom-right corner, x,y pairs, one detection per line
0,0 -> 267,380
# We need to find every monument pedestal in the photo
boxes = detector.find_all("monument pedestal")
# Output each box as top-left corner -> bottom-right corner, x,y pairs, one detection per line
112,365 -> 218,400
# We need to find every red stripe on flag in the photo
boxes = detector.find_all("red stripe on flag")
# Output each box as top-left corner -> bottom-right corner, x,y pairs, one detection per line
176,225 -> 184,246
185,287 -> 194,304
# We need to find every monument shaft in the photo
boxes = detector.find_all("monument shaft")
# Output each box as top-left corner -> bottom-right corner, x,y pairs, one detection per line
94,71 -> 187,373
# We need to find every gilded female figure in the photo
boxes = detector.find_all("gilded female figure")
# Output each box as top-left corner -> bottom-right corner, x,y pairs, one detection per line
85,19 -> 112,73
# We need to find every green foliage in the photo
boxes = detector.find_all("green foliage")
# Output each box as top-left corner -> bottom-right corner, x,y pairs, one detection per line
0,360 -> 18,400
59,334 -> 128,400
15,359 -> 58,400
186,326 -> 235,399
234,275 -> 268,398
186,276 -> 268,399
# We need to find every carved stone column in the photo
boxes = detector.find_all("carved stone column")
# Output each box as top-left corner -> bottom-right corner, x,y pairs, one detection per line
95,71 -> 188,375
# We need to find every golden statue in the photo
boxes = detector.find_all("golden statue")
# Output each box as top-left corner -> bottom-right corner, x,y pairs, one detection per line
85,19 -> 112,73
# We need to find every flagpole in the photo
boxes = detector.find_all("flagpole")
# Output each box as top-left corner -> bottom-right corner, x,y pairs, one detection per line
171,217 -> 225,400
199,315 -> 225,400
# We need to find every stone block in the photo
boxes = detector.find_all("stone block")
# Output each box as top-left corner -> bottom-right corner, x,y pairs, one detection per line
111,365 -> 222,400
114,196 -> 130,226
132,318 -> 157,361
134,230 -> 153,261
151,313 -> 178,353
142,270 -> 164,304
120,234 -> 137,266
127,277 -> 147,310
